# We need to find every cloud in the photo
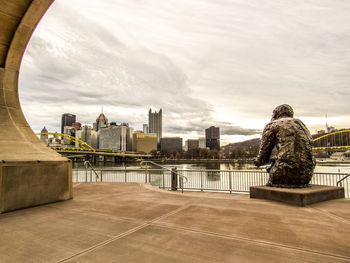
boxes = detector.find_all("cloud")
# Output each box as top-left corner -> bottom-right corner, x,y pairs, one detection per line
18,0 -> 350,142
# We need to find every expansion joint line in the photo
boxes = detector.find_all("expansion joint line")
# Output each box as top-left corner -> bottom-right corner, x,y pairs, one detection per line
309,206 -> 350,225
56,202 -> 194,263
152,222 -> 350,262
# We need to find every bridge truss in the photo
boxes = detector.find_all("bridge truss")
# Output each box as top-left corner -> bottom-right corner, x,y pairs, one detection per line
313,129 -> 350,151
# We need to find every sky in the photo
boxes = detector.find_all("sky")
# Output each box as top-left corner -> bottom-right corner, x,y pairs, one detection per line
19,0 -> 350,145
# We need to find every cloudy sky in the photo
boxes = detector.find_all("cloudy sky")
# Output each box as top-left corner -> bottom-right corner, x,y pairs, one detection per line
19,0 -> 350,145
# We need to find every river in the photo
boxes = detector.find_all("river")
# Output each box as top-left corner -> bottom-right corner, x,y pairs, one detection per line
73,160 -> 350,174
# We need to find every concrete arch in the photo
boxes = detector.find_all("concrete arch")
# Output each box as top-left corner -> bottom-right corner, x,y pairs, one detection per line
0,0 -> 72,213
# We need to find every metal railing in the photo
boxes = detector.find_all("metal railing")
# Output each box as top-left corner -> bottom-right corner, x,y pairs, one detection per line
140,160 -> 188,193
73,167 -> 350,198
337,174 -> 350,186
83,161 -> 99,182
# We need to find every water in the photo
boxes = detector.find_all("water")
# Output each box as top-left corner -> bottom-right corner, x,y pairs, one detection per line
73,160 -> 350,174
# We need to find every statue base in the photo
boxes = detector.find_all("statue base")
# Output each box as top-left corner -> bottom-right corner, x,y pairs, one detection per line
250,185 -> 344,206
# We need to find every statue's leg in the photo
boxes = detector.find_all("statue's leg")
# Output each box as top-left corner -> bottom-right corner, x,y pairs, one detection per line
269,162 -> 290,187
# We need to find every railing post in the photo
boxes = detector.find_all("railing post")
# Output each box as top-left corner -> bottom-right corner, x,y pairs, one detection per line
200,169 -> 203,192
229,169 -> 232,194
171,168 -> 178,191
145,166 -> 147,183
124,166 -> 127,182
162,169 -> 165,189
100,170 -> 103,182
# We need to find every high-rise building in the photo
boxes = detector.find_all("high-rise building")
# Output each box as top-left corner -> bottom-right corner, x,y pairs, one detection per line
132,131 -> 157,153
63,126 -> 76,145
93,113 -> 108,131
61,113 -> 76,133
198,137 -> 206,149
143,124 -> 149,134
76,125 -> 98,149
205,126 -> 220,150
160,137 -> 183,152
185,139 -> 199,151
148,108 -> 162,142
99,123 -> 131,151
71,122 -> 82,131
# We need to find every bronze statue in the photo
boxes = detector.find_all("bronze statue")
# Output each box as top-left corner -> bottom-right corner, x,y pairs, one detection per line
254,104 -> 315,188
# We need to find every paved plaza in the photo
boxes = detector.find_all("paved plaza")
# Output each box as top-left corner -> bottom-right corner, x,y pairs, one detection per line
0,183 -> 349,262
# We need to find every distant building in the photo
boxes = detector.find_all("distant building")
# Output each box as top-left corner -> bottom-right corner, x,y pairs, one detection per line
48,134 -> 61,146
160,137 -> 183,152
327,126 -> 336,133
205,126 -> 220,150
143,124 -> 149,134
99,123 -> 131,151
71,122 -> 82,131
132,131 -> 157,153
198,137 -> 206,149
128,127 -> 134,151
185,139 -> 199,151
149,108 -> 162,142
40,126 -> 48,145
93,113 -> 108,131
63,126 -> 76,145
76,125 -> 98,149
61,113 -> 76,133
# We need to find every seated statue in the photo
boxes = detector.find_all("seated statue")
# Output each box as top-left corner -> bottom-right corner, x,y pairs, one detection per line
254,104 -> 315,188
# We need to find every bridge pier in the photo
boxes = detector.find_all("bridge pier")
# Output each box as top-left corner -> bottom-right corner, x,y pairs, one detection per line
0,1 -> 72,213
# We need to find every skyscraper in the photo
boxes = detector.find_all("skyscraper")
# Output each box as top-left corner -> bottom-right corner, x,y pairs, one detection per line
148,108 -> 162,143
98,123 -> 131,151
205,126 -> 220,150
61,113 -> 76,133
93,113 -> 108,131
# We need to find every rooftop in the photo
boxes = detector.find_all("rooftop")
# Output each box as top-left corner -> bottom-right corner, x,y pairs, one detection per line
1,183 -> 349,262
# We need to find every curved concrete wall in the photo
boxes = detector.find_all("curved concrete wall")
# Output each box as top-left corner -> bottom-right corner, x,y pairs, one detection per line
0,0 -> 64,162
0,0 -> 72,213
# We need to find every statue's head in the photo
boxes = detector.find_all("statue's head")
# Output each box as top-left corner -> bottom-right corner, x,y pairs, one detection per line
271,104 -> 294,121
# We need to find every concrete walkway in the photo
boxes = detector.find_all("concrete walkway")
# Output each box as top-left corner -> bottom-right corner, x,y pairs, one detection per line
0,183 -> 349,262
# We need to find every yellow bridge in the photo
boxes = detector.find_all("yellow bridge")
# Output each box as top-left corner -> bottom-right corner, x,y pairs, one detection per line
37,132 -> 151,158
313,129 -> 350,151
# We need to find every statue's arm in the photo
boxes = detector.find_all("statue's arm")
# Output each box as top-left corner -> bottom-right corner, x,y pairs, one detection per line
255,123 -> 276,167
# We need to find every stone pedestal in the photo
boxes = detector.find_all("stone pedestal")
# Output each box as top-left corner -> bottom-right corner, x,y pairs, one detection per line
250,185 -> 345,206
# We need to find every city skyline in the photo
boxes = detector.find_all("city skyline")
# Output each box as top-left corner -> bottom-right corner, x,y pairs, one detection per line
19,0 -> 350,145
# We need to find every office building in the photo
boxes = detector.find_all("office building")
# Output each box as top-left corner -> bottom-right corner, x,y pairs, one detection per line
143,124 -> 149,134
148,108 -> 162,142
160,137 -> 183,152
132,131 -> 157,153
71,122 -> 81,131
99,123 -> 131,151
76,125 -> 98,149
198,137 -> 206,149
61,113 -> 76,133
205,126 -> 220,150
93,113 -> 108,131
185,139 -> 199,151
63,126 -> 76,145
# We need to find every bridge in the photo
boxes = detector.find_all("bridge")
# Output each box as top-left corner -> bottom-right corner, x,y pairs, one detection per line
37,132 -> 152,160
313,129 -> 350,151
